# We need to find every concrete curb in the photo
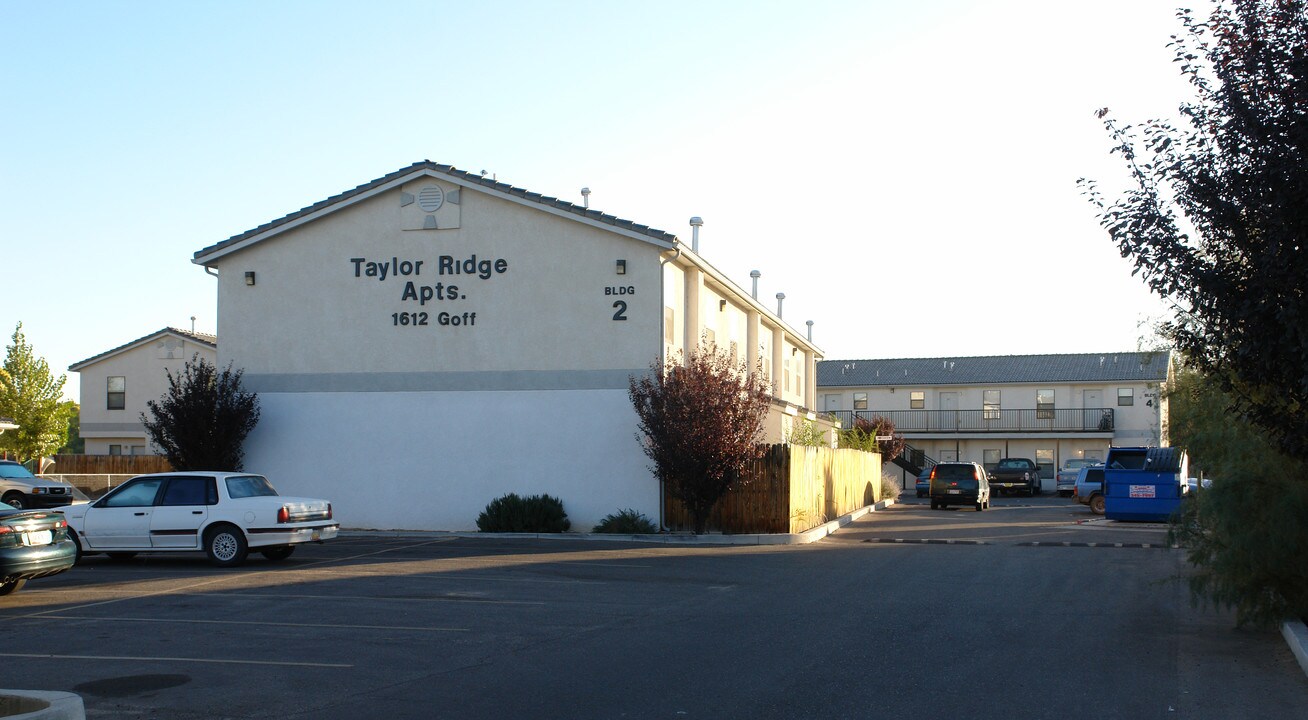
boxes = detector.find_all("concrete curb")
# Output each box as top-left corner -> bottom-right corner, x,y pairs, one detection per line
341,498 -> 897,546
0,690 -> 84,720
1282,618 -> 1308,679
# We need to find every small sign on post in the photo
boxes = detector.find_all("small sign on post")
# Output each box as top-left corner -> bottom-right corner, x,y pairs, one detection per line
875,435 -> 893,442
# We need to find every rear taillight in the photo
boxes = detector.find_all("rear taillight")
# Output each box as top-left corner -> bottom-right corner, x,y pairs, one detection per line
277,506 -> 289,523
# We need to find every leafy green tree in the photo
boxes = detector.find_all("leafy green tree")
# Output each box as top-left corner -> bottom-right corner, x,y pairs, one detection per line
838,415 -> 904,463
1079,0 -> 1308,457
629,341 -> 772,534
56,400 -> 83,454
785,418 -> 827,447
1166,364 -> 1308,626
141,355 -> 260,471
0,323 -> 69,464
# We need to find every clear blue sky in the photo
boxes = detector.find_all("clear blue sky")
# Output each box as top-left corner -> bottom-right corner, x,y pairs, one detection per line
1,0 -> 1191,401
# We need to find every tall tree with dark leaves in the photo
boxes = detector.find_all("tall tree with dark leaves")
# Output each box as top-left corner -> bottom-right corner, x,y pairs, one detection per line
1080,0 -> 1308,458
141,355 -> 260,471
629,341 -> 772,534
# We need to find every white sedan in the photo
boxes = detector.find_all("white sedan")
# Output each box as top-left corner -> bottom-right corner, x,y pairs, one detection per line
59,472 -> 339,567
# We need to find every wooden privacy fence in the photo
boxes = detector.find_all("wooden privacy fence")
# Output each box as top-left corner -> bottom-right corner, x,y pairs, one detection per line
663,444 -> 883,534
45,454 -> 173,475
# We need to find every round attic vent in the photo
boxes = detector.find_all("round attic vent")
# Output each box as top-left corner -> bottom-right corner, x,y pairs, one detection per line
417,186 -> 444,212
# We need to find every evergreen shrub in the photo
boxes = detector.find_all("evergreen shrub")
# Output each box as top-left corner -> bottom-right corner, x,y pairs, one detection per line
476,493 -> 571,533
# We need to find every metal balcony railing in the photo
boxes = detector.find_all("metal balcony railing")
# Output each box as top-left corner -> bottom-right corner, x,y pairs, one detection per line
822,408 -> 1115,434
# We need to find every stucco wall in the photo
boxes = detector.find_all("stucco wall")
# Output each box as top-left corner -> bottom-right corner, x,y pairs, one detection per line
245,389 -> 658,532
77,336 -> 216,454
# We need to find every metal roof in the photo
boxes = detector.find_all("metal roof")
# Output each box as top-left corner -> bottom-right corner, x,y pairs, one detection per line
69,328 -> 218,371
192,160 -> 678,263
816,351 -> 1171,387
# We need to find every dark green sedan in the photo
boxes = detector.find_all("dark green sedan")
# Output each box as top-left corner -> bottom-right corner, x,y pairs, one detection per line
0,501 -> 76,595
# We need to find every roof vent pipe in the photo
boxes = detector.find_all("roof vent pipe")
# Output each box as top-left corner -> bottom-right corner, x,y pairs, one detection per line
750,270 -> 760,299
806,320 -> 813,342
580,187 -> 591,209
689,216 -> 703,253
775,292 -> 785,318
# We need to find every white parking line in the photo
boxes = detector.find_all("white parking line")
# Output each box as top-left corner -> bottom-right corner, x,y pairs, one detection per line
0,652 -> 351,668
29,614 -> 470,632
204,591 -> 546,606
9,537 -> 462,620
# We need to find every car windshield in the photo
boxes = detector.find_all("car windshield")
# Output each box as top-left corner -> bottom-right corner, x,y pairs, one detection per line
997,460 -> 1031,469
0,464 -> 36,479
225,475 -> 279,499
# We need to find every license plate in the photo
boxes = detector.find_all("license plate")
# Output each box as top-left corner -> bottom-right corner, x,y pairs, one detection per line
948,489 -> 961,495
311,529 -> 321,541
22,530 -> 53,546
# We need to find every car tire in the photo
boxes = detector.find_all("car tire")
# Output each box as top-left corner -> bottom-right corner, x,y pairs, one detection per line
205,524 -> 249,567
1090,495 -> 1106,515
0,577 -> 27,596
2,492 -> 25,510
67,527 -> 83,564
261,546 -> 295,562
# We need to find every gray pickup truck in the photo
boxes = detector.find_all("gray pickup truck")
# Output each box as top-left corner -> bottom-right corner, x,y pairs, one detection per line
990,457 -> 1041,496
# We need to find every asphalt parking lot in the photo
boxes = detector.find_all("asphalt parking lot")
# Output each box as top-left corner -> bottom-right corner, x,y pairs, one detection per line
4,495 -> 1307,719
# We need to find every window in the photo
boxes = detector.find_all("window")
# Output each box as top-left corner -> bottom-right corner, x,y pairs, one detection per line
1036,389 -> 1055,419
983,449 -> 1001,471
130,445 -> 147,455
853,392 -> 867,411
101,477 -> 164,508
983,390 -> 1001,419
910,391 -> 925,410
783,359 -> 791,394
663,307 -> 674,344
108,444 -> 122,456
160,477 -> 217,506
1118,388 -> 1134,406
107,376 -> 126,410
225,475 -> 278,499
1036,449 -> 1055,478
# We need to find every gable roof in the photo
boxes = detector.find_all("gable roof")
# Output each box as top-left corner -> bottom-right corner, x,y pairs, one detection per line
69,328 -> 218,372
816,351 -> 1171,387
192,160 -> 679,265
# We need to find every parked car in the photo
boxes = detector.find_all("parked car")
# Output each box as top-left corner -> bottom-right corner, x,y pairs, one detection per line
0,460 -> 87,510
991,457 -> 1042,497
0,500 -> 77,595
1073,465 -> 1107,515
929,462 -> 991,512
59,472 -> 339,567
1056,459 -> 1097,497
916,467 -> 932,498
1185,477 -> 1213,493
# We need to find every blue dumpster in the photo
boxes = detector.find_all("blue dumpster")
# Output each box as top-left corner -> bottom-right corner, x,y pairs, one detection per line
1102,446 -> 1189,522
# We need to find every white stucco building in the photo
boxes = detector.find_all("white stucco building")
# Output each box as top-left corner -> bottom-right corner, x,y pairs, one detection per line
191,161 -> 825,531
70,328 -> 218,455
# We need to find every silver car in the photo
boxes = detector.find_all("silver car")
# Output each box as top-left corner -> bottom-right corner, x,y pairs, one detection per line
1056,458 -> 1098,497
0,460 -> 87,510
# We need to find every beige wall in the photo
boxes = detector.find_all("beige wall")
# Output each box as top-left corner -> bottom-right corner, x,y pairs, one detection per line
213,185 -> 664,375
76,336 -> 216,455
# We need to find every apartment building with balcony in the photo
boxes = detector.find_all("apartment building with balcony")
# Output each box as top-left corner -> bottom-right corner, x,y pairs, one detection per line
815,351 -> 1172,490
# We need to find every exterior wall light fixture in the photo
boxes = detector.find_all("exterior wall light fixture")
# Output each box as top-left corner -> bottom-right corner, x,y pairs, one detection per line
616,259 -> 626,275
245,271 -> 256,286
